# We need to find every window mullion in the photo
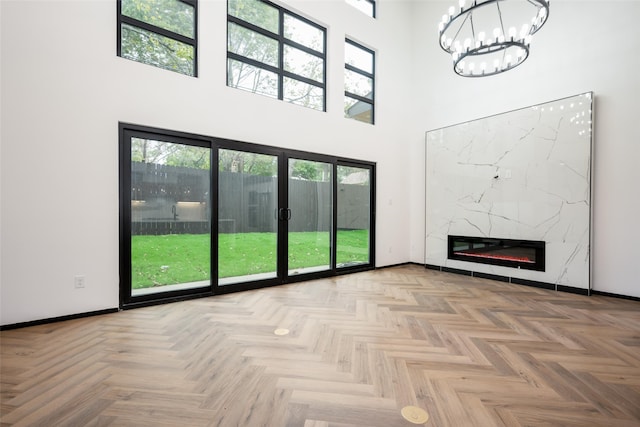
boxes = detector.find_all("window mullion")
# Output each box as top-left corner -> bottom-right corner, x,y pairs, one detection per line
227,15 -> 278,40
344,38 -> 375,124
345,92 -> 373,105
227,52 -> 281,75
345,64 -> 373,79
120,16 -> 195,46
227,0 -> 326,111
283,71 -> 323,88
278,10 -> 285,101
283,39 -> 324,59
117,0 -> 197,77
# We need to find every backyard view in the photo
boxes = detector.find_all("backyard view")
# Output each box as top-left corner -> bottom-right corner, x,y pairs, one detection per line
120,0 -> 374,300
129,140 -> 371,293
131,230 -> 369,289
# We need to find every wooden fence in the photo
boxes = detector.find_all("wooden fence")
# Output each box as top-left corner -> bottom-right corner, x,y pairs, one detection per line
131,163 -> 369,235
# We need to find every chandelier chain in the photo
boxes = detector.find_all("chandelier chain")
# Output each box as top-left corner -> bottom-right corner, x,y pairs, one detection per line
453,11 -> 471,43
470,12 -> 476,41
496,1 -> 505,38
496,2 -> 507,64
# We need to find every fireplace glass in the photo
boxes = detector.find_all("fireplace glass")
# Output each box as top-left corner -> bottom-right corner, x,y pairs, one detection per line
448,235 -> 545,271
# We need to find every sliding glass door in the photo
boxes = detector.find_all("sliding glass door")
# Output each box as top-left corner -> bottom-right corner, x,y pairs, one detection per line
336,164 -> 372,269
120,124 -> 375,308
287,158 -> 333,277
122,131 -> 212,304
218,148 -> 279,285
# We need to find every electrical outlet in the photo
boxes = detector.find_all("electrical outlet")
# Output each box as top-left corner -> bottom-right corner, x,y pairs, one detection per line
74,275 -> 85,289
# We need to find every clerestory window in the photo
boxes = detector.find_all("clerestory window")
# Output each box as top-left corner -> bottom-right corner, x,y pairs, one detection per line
346,0 -> 376,18
117,0 -> 197,76
227,0 -> 327,111
344,39 -> 375,124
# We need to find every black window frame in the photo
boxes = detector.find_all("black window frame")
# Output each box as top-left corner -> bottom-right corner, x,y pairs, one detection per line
117,0 -> 198,77
119,123 -> 375,310
344,38 -> 375,125
227,0 -> 327,111
346,0 -> 376,18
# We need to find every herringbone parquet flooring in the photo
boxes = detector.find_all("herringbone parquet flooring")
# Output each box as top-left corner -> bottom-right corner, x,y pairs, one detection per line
1,265 -> 639,426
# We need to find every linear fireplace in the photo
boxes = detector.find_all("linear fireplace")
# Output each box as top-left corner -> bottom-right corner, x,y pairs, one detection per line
448,235 -> 545,271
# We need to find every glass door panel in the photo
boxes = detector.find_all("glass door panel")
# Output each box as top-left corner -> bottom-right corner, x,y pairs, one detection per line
287,158 -> 333,276
336,165 -> 371,268
218,149 -> 279,285
130,138 -> 211,296
122,124 -> 375,309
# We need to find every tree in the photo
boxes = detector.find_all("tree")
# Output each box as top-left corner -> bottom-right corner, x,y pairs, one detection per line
290,160 -> 330,182
120,0 -> 196,76
131,138 -> 210,170
227,0 -> 324,109
166,146 -> 209,169
227,0 -> 280,94
338,166 -> 370,185
219,150 -> 277,176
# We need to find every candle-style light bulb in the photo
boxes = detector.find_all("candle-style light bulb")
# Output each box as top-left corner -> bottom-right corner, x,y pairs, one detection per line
493,27 -> 501,43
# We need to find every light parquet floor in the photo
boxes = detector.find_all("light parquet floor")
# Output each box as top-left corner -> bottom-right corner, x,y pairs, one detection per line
1,265 -> 640,426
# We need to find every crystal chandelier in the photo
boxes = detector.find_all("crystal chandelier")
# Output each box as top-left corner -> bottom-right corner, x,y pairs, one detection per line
438,0 -> 550,77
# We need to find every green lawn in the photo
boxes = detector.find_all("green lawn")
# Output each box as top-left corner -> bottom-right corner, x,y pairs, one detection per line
131,230 -> 369,289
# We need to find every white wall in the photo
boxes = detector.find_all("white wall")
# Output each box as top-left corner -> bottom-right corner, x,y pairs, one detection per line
409,1 -> 640,298
2,0 -> 639,326
0,0 -> 415,325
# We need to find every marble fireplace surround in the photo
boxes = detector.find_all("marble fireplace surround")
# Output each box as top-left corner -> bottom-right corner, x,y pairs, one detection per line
425,92 -> 593,292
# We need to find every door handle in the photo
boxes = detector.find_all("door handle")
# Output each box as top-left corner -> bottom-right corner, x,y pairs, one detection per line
278,208 -> 292,221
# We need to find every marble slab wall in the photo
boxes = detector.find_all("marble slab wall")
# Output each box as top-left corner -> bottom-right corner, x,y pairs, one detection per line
425,92 -> 593,289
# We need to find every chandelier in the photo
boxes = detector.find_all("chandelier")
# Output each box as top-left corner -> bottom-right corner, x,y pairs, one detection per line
438,0 -> 550,77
